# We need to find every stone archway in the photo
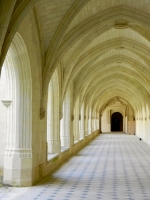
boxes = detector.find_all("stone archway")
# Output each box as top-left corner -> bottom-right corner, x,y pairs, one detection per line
1,32 -> 32,186
111,112 -> 123,132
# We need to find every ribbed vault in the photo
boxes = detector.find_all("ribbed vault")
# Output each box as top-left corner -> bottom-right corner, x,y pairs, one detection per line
56,5 -> 150,116
1,0 -> 150,119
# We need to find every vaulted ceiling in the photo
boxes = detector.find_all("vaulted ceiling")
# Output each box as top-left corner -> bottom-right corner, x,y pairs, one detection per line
1,0 -> 150,113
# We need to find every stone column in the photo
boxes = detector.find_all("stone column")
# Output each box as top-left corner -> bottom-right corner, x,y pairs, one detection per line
80,103 -> 85,139
2,100 -> 32,186
99,113 -> 102,133
73,97 -> 80,142
92,111 -> 96,132
84,106 -> 88,136
109,110 -> 112,132
61,108 -> 72,147
74,112 -> 80,141
60,113 -> 71,147
93,111 -> 97,131
47,113 -> 61,153
60,91 -> 72,147
88,108 -> 92,134
47,83 -> 60,154
84,115 -> 87,136
96,112 -> 99,129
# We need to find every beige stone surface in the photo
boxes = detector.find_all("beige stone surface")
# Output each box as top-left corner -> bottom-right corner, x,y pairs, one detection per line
0,0 -> 150,186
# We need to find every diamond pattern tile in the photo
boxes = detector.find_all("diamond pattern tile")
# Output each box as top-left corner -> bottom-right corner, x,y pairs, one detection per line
1,133 -> 150,200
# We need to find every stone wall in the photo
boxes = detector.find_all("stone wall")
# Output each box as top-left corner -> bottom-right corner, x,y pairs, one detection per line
33,130 -> 100,183
127,121 -> 135,135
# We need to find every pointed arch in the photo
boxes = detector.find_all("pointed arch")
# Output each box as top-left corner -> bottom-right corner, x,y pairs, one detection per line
1,32 -> 32,186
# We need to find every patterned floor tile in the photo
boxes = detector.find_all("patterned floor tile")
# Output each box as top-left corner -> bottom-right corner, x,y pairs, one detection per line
1,133 -> 150,199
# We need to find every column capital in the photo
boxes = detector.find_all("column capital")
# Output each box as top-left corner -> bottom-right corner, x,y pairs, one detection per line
71,115 -> 74,121
5,148 -> 32,158
40,108 -> 46,119
79,114 -> 81,120
47,139 -> 61,153
59,112 -> 63,120
1,99 -> 12,107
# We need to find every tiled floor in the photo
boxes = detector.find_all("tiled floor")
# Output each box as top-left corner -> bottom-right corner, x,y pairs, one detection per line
1,133 -> 150,200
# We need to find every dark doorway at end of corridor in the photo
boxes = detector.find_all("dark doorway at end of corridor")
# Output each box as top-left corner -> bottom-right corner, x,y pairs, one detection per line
111,112 -> 123,131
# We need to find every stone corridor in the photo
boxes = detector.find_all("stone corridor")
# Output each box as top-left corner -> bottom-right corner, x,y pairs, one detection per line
1,133 -> 150,200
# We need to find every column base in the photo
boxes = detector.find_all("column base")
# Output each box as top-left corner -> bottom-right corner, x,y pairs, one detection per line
47,139 -> 61,153
3,156 -> 32,186
79,131 -> 85,139
60,136 -> 70,147
88,129 -> 92,134
74,133 -> 80,141
84,130 -> 88,136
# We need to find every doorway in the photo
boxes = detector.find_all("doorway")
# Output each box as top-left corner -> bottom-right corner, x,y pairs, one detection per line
111,112 -> 123,131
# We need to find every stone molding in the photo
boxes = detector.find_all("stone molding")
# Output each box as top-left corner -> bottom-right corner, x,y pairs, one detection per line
1,100 -> 12,107
47,139 -> 61,146
40,108 -> 46,119
59,112 -> 63,120
60,135 -> 70,146
60,135 -> 70,140
5,148 -> 32,158
115,46 -> 125,50
79,114 -> 81,120
114,24 -> 129,29
71,115 -> 74,121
